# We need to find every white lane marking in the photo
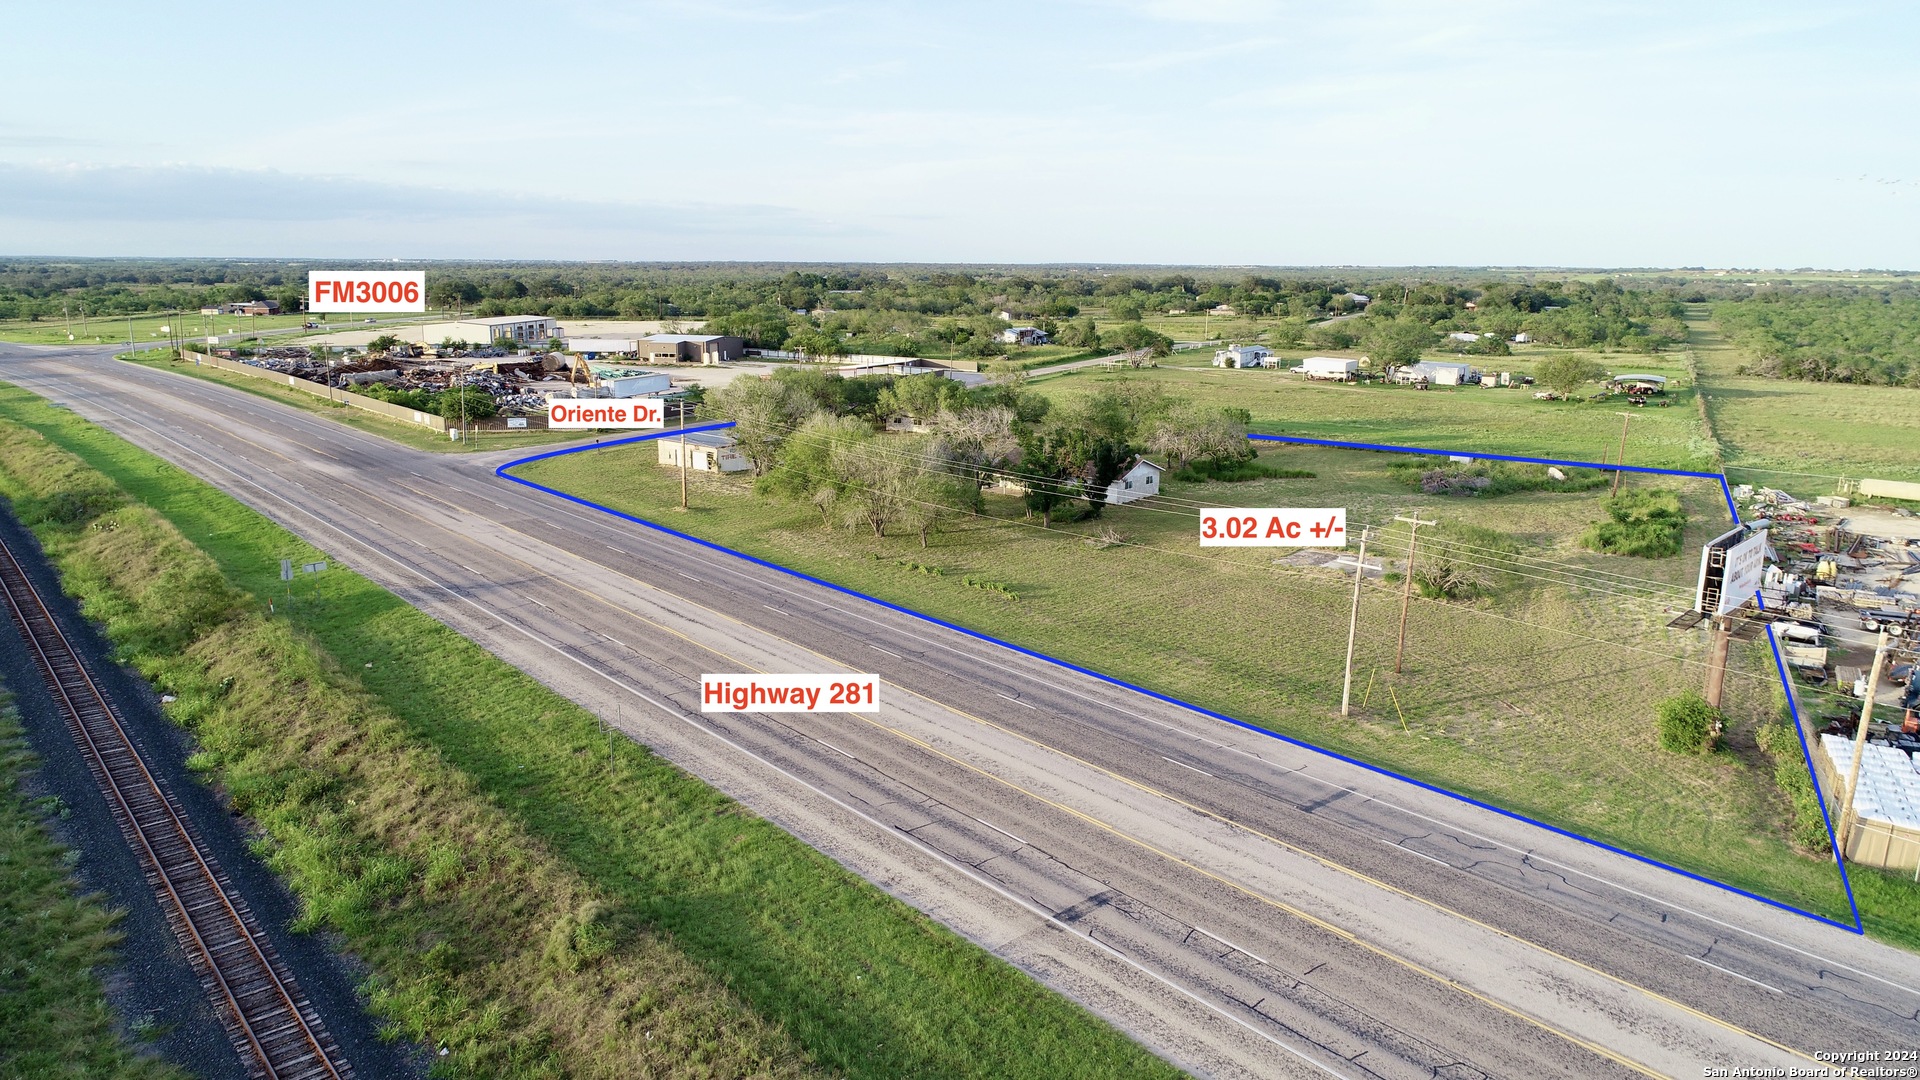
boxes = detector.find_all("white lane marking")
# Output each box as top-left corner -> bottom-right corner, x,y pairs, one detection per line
817,740 -> 855,759
1162,756 -> 1215,778
867,644 -> 903,659
762,604 -> 787,615
973,816 -> 1029,847
605,544 -> 625,554
1400,848 -> 1452,869
615,531 -> 1920,1001
1193,925 -> 1271,967
995,692 -> 1037,710
602,636 -> 636,652
458,564 -> 479,574
678,572 -> 702,583
519,593 -> 550,609
89,360 -> 1920,1007
1689,956 -> 1785,995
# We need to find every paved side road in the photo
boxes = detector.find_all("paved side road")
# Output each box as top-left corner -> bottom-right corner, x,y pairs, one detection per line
6,343 -> 1918,1079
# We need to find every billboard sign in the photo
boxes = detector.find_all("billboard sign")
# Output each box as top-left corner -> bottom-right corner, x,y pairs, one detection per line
1715,528 -> 1768,615
307,270 -> 426,313
1695,525 -> 1769,616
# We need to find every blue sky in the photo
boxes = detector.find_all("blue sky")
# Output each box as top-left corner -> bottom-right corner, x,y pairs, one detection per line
3,1 -> 1916,266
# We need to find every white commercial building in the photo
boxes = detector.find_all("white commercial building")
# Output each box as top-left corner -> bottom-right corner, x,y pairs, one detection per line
659,431 -> 749,473
425,315 -> 559,345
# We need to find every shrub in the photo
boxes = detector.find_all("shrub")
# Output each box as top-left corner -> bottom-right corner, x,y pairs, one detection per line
1581,488 -> 1687,557
1170,459 -> 1314,483
1413,557 -> 1483,601
1388,457 -> 1606,498
1657,692 -> 1719,753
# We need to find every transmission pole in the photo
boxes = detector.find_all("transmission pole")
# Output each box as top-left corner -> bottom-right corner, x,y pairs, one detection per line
1836,630 -> 1893,856
1609,412 -> 1633,497
1393,513 -> 1436,675
1341,526 -> 1371,716
1703,618 -> 1733,709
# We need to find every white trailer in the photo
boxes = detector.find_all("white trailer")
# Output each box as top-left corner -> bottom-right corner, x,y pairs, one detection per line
1297,356 -> 1359,381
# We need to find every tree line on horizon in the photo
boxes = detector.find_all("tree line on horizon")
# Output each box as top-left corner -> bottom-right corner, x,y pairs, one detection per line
2,259 -> 1915,386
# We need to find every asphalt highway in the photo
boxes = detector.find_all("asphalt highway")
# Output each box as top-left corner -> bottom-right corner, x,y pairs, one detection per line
8,344 -> 1918,1079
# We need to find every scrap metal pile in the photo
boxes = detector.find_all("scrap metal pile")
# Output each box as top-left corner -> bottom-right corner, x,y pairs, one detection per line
218,346 -> 578,415
1745,484 -> 1920,700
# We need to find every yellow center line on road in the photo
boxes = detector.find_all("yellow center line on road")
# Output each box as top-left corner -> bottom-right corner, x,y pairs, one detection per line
105,378 -> 1797,1074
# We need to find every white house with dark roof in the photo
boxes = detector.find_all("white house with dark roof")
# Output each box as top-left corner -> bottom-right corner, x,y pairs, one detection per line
1105,458 -> 1164,505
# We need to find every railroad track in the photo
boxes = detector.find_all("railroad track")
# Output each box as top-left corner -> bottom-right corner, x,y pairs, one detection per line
0,533 -> 351,1080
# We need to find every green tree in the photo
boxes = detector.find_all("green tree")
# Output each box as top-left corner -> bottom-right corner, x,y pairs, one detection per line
876,373 -> 964,422
1147,404 -> 1252,470
1108,296 -> 1145,321
710,377 -> 812,475
761,413 -> 871,518
1100,322 -> 1173,356
1014,432 -> 1073,528
1365,317 -> 1438,366
1533,355 -> 1607,398
831,441 -> 909,537
435,385 -> 497,420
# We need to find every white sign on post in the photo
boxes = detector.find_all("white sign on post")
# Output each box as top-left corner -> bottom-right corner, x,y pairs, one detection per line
307,271 -> 426,313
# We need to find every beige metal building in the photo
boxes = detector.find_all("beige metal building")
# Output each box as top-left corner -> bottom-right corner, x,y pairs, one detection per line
636,334 -> 745,366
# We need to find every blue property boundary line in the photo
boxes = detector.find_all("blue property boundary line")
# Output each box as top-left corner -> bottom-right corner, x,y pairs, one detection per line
1252,433 -> 1860,932
498,424 -> 1863,933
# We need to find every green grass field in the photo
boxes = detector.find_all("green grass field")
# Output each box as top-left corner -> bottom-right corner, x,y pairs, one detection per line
0,384 -> 1182,1080
517,437 -> 1871,925
1045,357 -> 1713,469
0,312 -> 316,346
0,702 -> 184,1079
1682,308 -> 1920,485
0,311 -> 461,348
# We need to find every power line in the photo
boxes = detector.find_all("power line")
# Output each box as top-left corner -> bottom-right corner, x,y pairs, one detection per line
642,411 -> 1793,692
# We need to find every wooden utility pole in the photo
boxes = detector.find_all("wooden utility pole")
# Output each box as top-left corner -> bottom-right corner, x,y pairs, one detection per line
1703,618 -> 1733,709
1609,412 -> 1633,497
1393,514 -> 1436,674
1836,631 -> 1893,855
679,423 -> 690,511
1341,526 -> 1371,717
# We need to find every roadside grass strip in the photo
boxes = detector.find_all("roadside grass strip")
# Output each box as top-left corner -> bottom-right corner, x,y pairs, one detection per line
501,424 -> 1867,938
0,386 -> 1182,1080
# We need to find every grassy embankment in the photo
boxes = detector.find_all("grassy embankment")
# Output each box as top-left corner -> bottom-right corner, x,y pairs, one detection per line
118,352 -> 580,454
0,702 -> 185,1079
518,426 -> 1867,924
0,384 -> 1181,1080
